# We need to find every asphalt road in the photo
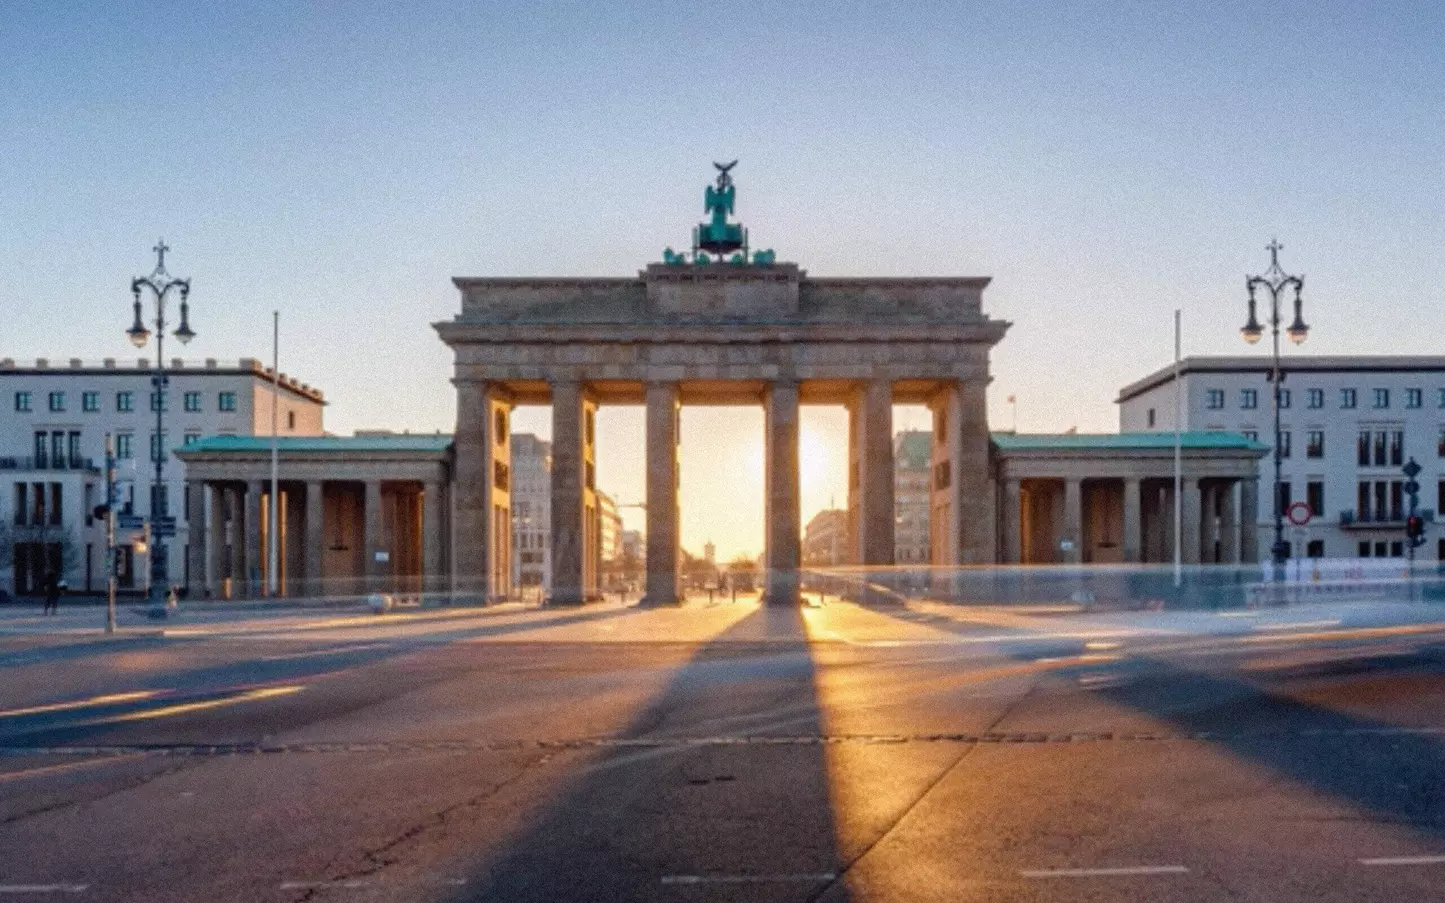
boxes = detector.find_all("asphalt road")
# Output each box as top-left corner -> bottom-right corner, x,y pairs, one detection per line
1,598 -> 1444,901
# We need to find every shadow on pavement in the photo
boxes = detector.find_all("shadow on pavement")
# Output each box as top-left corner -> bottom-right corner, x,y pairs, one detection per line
866,601 -> 1445,839
452,605 -> 852,903
0,603 -> 651,749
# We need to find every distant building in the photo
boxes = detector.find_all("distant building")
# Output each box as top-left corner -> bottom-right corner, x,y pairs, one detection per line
1118,356 -> 1445,562
0,355 -> 324,596
510,433 -> 551,594
804,508 -> 847,566
894,430 -> 931,564
597,489 -> 623,589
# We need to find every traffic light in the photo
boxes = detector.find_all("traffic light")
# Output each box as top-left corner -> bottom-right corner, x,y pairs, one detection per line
92,504 -> 110,521
1406,515 -> 1425,540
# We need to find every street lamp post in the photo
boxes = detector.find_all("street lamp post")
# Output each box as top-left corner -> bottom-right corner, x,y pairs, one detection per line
1241,239 -> 1307,579
127,240 -> 195,618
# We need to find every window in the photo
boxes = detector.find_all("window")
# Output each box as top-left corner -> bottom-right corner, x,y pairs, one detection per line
218,391 -> 237,412
12,483 -> 25,526
115,433 -> 133,460
184,391 -> 202,412
1359,541 -> 1371,557
1242,430 -> 1258,442
1307,481 -> 1324,518
1240,388 -> 1258,410
67,432 -> 80,467
1307,539 -> 1324,559
50,432 -> 64,469
1406,388 -> 1423,409
1373,388 -> 1390,409
149,391 -> 167,412
1146,408 -> 1156,427
1389,430 -> 1404,466
1279,388 -> 1291,409
48,391 -> 65,412
1372,430 -> 1387,467
1279,430 -> 1292,458
1391,540 -> 1405,558
14,391 -> 31,412
1307,430 -> 1324,458
183,432 -> 200,446
287,410 -> 296,430
1205,389 -> 1225,410
116,391 -> 133,412
1439,388 -> 1445,409
1439,426 -> 1445,458
149,431 -> 169,463
1307,388 -> 1324,409
1341,388 -> 1357,409
33,431 -> 47,468
82,391 -> 99,412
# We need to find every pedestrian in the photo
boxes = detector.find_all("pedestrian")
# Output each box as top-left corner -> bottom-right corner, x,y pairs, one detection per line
43,572 -> 60,616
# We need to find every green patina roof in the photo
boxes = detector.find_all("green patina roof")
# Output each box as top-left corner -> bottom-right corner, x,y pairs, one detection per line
179,435 -> 453,454
895,430 -> 932,468
991,431 -> 1265,452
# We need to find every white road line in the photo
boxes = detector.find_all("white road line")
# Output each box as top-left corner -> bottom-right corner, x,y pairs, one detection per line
1359,855 -> 1445,866
1019,865 -> 1189,878
278,880 -> 371,889
0,886 -> 88,894
660,873 -> 837,885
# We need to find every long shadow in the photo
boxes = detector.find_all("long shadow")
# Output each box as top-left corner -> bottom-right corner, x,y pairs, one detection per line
865,598 -> 1445,839
0,603 -> 650,749
452,605 -> 852,903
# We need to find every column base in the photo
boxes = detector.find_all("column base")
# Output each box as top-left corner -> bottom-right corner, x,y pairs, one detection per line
545,588 -> 588,607
764,571 -> 800,606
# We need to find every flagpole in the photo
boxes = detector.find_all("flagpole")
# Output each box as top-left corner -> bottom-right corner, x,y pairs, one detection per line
1173,309 -> 1183,589
268,310 -> 280,596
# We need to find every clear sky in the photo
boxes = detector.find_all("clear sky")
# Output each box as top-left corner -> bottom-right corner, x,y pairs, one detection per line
4,1 -> 1444,560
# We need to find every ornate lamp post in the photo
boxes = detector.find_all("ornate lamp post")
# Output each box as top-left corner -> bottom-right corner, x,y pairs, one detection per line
1241,239 -> 1307,573
127,240 -> 195,617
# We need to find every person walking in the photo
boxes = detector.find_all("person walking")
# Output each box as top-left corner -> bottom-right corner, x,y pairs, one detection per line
43,572 -> 60,616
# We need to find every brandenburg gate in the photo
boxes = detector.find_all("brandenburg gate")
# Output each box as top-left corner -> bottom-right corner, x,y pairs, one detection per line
436,164 -> 1009,606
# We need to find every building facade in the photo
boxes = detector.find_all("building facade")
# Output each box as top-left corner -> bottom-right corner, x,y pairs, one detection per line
803,508 -> 847,566
1,356 -> 324,595
894,430 -> 930,563
1118,356 -> 1445,561
510,433 -> 551,595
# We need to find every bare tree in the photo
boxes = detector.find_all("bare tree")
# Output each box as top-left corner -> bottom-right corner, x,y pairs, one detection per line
0,520 -> 82,593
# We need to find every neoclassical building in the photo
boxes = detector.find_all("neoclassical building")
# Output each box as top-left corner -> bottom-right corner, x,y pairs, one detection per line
175,166 -> 1265,604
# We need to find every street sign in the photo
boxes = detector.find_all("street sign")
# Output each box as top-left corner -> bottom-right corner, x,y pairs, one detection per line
1403,458 -> 1422,479
117,514 -> 146,530
1405,480 -> 1421,495
1286,501 -> 1313,526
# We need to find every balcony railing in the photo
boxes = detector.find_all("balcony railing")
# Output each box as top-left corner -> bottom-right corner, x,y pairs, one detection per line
0,456 -> 99,472
1337,508 -> 1438,529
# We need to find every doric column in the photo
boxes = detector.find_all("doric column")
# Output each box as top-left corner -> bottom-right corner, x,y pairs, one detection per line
764,381 -> 801,606
955,379 -> 996,564
421,479 -> 443,595
1122,478 -> 1142,563
549,381 -> 593,605
851,380 -> 895,566
452,381 -> 511,603
206,483 -> 225,596
1181,477 -> 1202,565
1219,480 -> 1240,564
1062,478 -> 1083,564
305,480 -> 324,597
1001,478 -> 1023,564
364,480 -> 384,593
244,480 -> 263,597
1239,477 -> 1260,563
226,486 -> 244,598
185,480 -> 206,598
643,382 -> 681,606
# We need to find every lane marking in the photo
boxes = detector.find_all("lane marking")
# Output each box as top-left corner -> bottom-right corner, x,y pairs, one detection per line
1359,855 -> 1445,866
1019,865 -> 1189,878
0,885 -> 88,894
0,691 -> 161,720
97,686 -> 302,723
0,754 -> 144,783
279,880 -> 372,889
661,873 -> 836,885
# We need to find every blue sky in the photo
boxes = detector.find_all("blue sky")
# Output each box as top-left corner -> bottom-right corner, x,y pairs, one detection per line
4,1 -> 1443,557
